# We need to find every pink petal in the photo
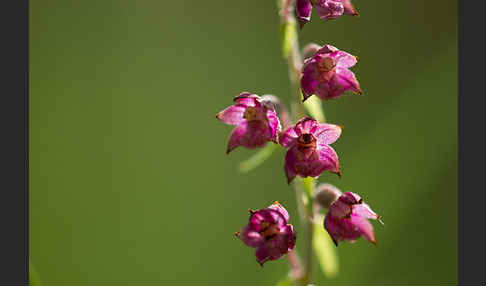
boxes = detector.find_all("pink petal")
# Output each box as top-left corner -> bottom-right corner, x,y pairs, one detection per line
335,67 -> 361,94
279,126 -> 299,148
239,225 -> 264,247
266,109 -> 281,140
314,82 -> 334,100
265,238 -> 286,260
324,214 -> 351,243
314,0 -> 344,20
295,117 -> 319,134
317,144 -> 341,175
329,199 -> 352,219
243,121 -> 271,147
284,224 -> 297,251
216,105 -> 246,125
249,209 -> 287,229
233,92 -> 259,107
331,50 -> 358,68
353,203 -> 379,220
349,214 -> 376,244
301,62 -> 319,100
324,215 -> 360,242
227,121 -> 275,154
255,246 -> 270,266
284,148 -> 298,184
226,122 -> 248,154
291,148 -> 323,179
313,123 -> 342,145
267,202 -> 290,223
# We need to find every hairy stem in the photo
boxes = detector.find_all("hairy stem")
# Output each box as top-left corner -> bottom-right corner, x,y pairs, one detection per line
298,177 -> 316,286
279,0 -> 305,120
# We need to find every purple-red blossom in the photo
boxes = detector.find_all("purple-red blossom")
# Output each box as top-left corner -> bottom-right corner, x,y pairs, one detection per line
235,202 -> 297,266
301,44 -> 362,101
279,117 -> 342,184
216,92 -> 281,154
296,0 -> 359,29
324,192 -> 380,246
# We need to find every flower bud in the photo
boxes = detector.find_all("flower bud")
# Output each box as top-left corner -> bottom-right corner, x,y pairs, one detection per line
314,183 -> 342,209
302,43 -> 322,61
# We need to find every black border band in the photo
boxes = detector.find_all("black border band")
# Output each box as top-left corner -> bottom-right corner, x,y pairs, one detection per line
0,1 -> 29,285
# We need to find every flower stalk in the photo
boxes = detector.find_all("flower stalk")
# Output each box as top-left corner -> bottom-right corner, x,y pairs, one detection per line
279,1 -> 322,284
279,0 -> 305,121
299,177 -> 316,286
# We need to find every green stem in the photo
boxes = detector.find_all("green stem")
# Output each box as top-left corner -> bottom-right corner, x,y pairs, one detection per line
291,179 -> 311,286
279,0 -> 305,120
278,1 -> 326,285
299,177 -> 316,286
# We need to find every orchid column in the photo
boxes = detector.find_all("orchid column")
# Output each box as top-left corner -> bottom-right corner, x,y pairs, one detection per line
216,1 -> 381,285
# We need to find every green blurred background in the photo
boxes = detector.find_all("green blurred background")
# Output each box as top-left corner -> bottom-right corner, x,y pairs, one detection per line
30,0 -> 457,285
